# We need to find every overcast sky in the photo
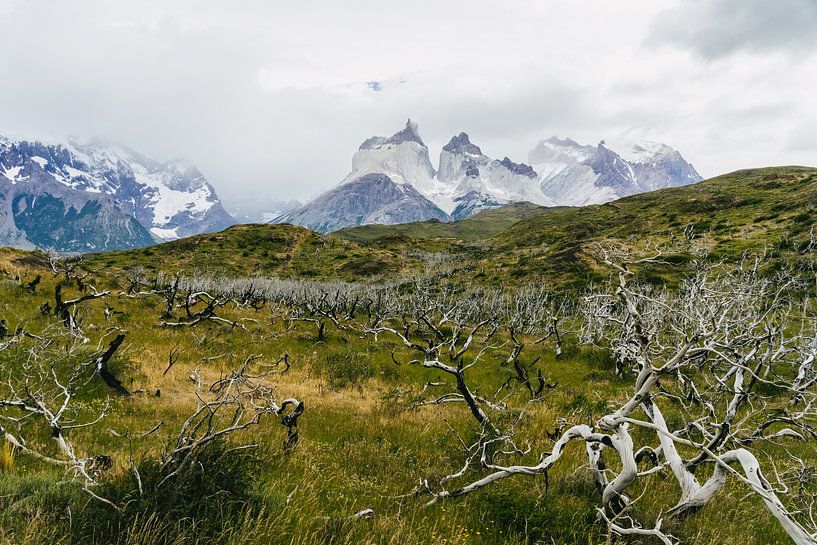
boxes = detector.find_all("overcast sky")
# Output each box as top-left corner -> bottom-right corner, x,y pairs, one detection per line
0,0 -> 815,207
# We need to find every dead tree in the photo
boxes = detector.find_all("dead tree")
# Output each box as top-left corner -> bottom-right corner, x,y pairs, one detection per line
156,355 -> 305,488
162,273 -> 180,319
52,284 -> 110,333
1,326 -> 304,510
95,334 -> 129,395
48,253 -> 87,284
499,287 -> 569,398
52,261 -> 93,293
157,287 -> 255,330
367,281 -> 505,435
0,327 -> 125,507
286,285 -> 361,341
411,246 -> 817,545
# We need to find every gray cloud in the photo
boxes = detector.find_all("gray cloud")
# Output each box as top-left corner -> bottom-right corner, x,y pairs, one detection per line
649,0 -> 817,59
787,122 -> 817,153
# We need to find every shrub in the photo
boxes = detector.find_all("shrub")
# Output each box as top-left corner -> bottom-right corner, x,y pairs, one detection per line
663,253 -> 692,265
562,393 -> 610,419
339,256 -> 391,276
379,386 -> 425,415
317,351 -> 375,389
475,484 -> 597,543
75,440 -> 261,544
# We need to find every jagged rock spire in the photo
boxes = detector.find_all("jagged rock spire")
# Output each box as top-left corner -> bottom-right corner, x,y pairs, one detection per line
359,119 -> 426,150
443,133 -> 483,156
386,118 -> 425,147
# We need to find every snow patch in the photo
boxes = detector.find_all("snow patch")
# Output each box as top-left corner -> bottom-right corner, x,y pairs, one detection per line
132,161 -> 214,226
2,165 -> 23,183
605,139 -> 674,164
150,226 -> 181,240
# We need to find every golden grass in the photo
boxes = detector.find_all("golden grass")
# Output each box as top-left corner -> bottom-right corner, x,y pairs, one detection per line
0,259 -> 810,545
0,440 -> 14,474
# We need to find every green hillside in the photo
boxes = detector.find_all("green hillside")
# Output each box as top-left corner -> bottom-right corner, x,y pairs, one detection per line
82,167 -> 817,289
82,223 -> 415,280
82,202 -> 550,280
334,201 -> 552,244
472,166 -> 817,287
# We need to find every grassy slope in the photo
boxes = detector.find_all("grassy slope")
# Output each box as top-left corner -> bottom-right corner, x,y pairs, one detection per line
335,166 -> 817,289
334,202 -> 552,244
82,203 -> 550,281
473,166 -> 817,288
82,223 -> 416,280
84,167 -> 817,290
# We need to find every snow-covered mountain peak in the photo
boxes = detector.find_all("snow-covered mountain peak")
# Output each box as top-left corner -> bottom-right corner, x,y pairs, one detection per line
498,157 -> 537,179
388,118 -> 424,146
546,136 -> 580,146
0,134 -> 234,241
360,118 -> 425,150
437,131 -> 551,216
279,121 -> 702,233
529,136 -> 594,165
532,136 -> 702,206
602,139 -> 679,165
438,133 -> 489,182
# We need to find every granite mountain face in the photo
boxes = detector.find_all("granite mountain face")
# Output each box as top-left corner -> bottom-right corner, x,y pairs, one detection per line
275,121 -> 450,232
277,121 -> 702,233
436,132 -> 556,219
275,173 -> 450,234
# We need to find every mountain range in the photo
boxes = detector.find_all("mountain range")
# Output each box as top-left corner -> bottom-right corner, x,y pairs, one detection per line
277,120 -> 702,232
0,135 -> 233,251
0,122 -> 702,251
